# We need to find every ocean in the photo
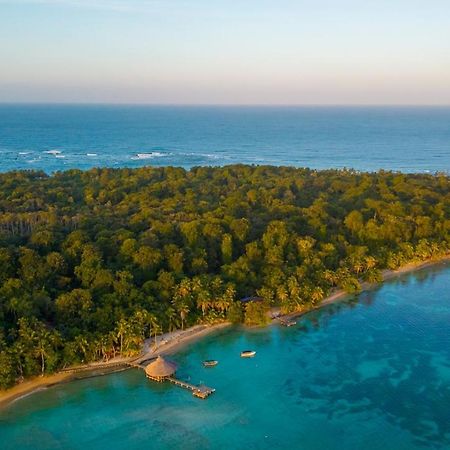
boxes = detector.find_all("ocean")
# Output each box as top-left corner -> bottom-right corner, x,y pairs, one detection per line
1,105 -> 450,449
0,105 -> 449,173
1,263 -> 449,449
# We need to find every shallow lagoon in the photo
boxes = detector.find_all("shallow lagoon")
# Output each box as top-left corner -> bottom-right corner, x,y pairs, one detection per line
1,264 -> 450,450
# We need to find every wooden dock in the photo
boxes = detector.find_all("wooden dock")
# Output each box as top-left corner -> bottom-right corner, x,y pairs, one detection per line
128,361 -> 146,369
167,377 -> 215,399
131,357 -> 215,399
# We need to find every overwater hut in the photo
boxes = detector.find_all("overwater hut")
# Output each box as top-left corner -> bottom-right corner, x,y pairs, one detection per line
145,355 -> 177,382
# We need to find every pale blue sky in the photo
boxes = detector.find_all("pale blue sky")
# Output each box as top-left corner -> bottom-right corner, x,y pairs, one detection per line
1,0 -> 449,104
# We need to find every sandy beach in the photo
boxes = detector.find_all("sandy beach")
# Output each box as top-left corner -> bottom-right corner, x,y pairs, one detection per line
134,322 -> 231,364
277,255 -> 450,322
0,322 -> 231,408
1,255 -> 448,409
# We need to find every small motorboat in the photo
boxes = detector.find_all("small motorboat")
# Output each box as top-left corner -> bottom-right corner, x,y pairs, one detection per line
202,360 -> 219,367
240,350 -> 256,358
280,319 -> 297,327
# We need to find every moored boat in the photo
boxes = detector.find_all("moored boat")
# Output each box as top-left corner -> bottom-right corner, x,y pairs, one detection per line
202,360 -> 219,367
240,350 -> 256,358
280,319 -> 297,327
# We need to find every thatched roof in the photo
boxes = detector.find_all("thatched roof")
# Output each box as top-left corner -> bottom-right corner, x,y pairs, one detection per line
145,355 -> 177,378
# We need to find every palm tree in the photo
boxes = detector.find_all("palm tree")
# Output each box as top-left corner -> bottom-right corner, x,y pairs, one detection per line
132,309 -> 151,340
178,303 -> 190,330
149,315 -> 161,348
95,334 -> 111,361
365,256 -> 377,270
220,288 -> 235,313
165,306 -> 179,332
287,277 -> 304,312
74,334 -> 90,363
34,329 -> 51,375
214,296 -> 230,315
12,340 -> 26,380
352,260 -> 365,275
177,278 -> 192,298
115,319 -> 129,356
197,290 -> 211,317
276,285 -> 288,305
310,287 -> 324,305
173,279 -> 193,329
28,322 -> 61,376
108,331 -> 118,358
190,276 -> 203,295
322,269 -> 338,286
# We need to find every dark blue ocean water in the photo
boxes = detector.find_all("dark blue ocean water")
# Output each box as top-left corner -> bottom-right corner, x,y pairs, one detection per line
1,264 -> 450,449
0,105 -> 449,173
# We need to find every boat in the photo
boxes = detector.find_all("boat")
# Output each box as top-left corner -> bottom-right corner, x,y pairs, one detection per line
280,319 -> 297,327
240,350 -> 256,358
202,360 -> 218,367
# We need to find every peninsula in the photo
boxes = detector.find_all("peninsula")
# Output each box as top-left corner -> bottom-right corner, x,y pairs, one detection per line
0,166 -> 448,394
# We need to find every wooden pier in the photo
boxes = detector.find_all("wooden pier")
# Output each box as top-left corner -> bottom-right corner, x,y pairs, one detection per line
128,361 -> 146,369
134,355 -> 215,399
167,377 -> 215,399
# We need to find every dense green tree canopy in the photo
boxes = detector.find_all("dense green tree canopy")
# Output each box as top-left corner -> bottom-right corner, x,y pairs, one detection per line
0,165 -> 448,388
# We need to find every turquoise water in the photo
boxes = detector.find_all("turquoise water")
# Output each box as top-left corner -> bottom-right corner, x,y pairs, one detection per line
1,264 -> 450,449
1,105 -> 450,173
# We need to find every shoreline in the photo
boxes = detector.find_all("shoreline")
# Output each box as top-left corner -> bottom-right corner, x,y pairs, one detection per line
0,322 -> 231,409
276,255 -> 450,322
1,255 -> 448,409
135,321 -> 232,363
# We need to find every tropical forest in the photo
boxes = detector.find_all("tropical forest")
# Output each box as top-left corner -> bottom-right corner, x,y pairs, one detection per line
0,165 -> 448,388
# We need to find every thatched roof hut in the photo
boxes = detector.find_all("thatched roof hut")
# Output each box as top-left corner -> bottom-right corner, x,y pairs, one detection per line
145,355 -> 177,382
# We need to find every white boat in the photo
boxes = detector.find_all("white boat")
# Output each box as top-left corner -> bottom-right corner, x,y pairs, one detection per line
280,319 -> 297,327
240,350 -> 256,358
202,360 -> 218,367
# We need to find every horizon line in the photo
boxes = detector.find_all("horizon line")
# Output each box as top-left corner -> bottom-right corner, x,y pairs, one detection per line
1,102 -> 450,108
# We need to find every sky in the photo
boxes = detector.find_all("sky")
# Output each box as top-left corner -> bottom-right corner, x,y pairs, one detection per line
0,0 -> 449,105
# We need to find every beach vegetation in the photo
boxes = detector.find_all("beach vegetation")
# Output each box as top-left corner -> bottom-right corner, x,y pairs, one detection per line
0,165 -> 448,388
